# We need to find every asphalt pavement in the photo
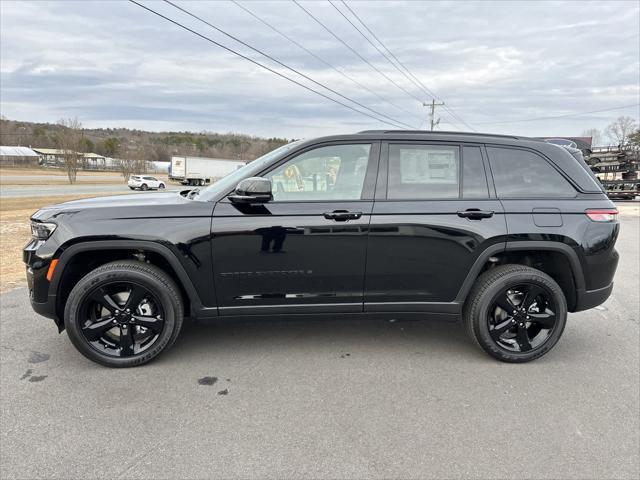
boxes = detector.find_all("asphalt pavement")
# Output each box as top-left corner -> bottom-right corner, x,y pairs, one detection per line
1,215 -> 638,479
1,184 -> 181,198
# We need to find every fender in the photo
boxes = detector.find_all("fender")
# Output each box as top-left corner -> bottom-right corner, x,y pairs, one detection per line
454,240 -> 585,303
49,240 -> 217,319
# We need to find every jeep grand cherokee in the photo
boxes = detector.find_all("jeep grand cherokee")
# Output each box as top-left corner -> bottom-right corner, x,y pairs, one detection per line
24,131 -> 619,367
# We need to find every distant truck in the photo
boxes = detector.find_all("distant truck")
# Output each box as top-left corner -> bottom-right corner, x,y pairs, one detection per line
168,156 -> 245,186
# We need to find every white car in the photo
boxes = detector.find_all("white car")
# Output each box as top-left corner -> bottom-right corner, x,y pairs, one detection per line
128,175 -> 165,191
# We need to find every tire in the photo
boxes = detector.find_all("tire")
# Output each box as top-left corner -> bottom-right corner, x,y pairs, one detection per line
129,187 -> 135,190
64,261 -> 184,368
463,264 -> 567,363
141,184 -> 148,191
159,183 -> 165,189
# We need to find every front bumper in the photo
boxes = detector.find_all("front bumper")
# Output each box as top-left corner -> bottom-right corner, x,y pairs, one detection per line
573,282 -> 614,312
24,240 -> 62,328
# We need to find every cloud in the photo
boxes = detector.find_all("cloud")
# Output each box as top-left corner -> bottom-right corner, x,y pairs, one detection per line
1,0 -> 638,138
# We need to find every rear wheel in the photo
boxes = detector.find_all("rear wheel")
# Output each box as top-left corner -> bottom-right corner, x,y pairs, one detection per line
159,183 -> 165,189
463,264 -> 567,363
141,184 -> 148,191
64,261 -> 184,367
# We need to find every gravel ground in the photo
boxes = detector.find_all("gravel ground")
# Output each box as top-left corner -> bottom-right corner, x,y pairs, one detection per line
0,212 -> 638,480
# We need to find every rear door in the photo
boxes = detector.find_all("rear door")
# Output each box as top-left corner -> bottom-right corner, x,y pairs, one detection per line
364,141 -> 507,312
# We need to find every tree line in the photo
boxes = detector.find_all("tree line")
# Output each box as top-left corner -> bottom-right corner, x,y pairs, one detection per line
0,117 -> 290,162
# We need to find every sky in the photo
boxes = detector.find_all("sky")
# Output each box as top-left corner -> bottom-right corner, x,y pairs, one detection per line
1,0 -> 639,141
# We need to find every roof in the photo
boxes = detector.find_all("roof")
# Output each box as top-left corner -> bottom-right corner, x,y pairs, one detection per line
31,148 -> 105,158
32,148 -> 65,155
358,130 -> 522,140
0,146 -> 40,157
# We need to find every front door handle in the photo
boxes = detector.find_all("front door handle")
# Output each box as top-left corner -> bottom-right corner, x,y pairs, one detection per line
323,210 -> 363,221
457,209 -> 494,220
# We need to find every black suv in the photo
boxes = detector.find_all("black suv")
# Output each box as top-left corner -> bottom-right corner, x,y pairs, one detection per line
24,131 -> 619,367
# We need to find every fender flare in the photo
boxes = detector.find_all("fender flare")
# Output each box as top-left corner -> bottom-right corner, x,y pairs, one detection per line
454,240 -> 585,303
50,240 -> 209,316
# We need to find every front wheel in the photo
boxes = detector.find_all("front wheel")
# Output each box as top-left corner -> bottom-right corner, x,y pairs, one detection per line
463,264 -> 567,363
64,261 -> 184,367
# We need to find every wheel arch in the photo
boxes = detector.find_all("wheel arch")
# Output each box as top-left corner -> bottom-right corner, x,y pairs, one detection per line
456,241 -> 585,311
50,240 -> 207,320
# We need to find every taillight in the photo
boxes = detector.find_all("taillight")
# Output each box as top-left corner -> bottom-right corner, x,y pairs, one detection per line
585,208 -> 618,222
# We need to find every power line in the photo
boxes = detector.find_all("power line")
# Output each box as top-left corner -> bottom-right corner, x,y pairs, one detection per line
164,0 -> 417,129
475,103 -> 640,125
231,0 -> 421,122
292,0 -> 424,106
338,0 -> 476,132
327,2 -> 430,111
128,1 -> 411,129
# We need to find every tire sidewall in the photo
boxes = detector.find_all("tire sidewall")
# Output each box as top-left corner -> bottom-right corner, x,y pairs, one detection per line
472,269 -> 568,363
65,267 -> 179,367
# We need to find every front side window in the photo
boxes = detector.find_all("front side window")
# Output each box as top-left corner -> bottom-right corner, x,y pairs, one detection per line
268,144 -> 371,201
388,144 -> 460,199
487,147 -> 576,198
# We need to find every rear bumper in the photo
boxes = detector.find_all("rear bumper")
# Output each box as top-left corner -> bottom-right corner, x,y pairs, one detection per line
573,283 -> 614,312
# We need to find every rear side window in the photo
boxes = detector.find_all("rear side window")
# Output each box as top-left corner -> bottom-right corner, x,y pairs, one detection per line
388,144 -> 459,199
462,146 -> 489,198
487,147 -> 576,198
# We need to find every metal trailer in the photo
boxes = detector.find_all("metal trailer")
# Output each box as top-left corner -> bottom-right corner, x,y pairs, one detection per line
587,145 -> 639,200
168,155 -> 246,186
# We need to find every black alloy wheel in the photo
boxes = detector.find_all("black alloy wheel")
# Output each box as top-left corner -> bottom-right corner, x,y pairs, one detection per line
487,283 -> 558,353
463,264 -> 567,363
64,261 -> 183,367
78,282 -> 165,358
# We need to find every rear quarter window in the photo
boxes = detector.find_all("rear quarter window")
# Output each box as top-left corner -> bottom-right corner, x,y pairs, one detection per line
487,147 -> 576,198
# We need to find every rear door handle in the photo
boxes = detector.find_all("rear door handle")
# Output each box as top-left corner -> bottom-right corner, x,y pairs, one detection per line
457,209 -> 494,220
323,210 -> 363,221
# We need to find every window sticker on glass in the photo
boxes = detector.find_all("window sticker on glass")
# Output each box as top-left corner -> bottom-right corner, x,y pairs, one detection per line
388,145 -> 460,199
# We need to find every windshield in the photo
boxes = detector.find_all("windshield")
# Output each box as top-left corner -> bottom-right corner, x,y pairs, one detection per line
197,140 -> 302,201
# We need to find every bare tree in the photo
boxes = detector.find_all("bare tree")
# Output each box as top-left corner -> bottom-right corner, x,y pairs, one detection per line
581,128 -> 602,147
605,116 -> 638,146
55,118 -> 84,184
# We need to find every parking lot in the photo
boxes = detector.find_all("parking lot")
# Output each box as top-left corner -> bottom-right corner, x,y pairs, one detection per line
0,211 -> 637,478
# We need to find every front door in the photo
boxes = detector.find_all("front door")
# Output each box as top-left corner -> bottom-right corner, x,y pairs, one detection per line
212,142 -> 380,315
364,141 -> 507,312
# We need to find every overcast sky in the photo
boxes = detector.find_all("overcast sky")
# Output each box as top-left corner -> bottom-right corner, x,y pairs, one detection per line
1,0 -> 639,140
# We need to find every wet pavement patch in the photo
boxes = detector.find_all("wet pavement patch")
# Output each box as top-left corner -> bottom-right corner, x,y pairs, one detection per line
20,369 -> 33,380
28,375 -> 47,382
217,389 -> 229,395
28,352 -> 50,364
197,376 -> 218,386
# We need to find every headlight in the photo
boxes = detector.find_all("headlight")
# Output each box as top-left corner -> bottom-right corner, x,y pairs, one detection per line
31,221 -> 57,240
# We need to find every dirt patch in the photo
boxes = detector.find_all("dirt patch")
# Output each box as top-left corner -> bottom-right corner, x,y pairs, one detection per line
0,193 -> 101,292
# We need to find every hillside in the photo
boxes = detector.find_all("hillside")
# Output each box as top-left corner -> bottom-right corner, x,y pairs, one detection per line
0,118 -> 290,162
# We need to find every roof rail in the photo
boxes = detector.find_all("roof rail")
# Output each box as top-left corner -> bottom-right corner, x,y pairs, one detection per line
357,130 -> 521,139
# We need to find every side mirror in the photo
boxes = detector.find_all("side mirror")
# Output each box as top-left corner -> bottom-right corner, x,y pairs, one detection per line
229,177 -> 273,204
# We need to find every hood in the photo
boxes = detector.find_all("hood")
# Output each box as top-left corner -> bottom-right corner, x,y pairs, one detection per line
31,191 -> 211,222
38,192 -> 182,211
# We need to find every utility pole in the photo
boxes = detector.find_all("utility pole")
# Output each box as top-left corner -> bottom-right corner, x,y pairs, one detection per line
423,99 -> 445,131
